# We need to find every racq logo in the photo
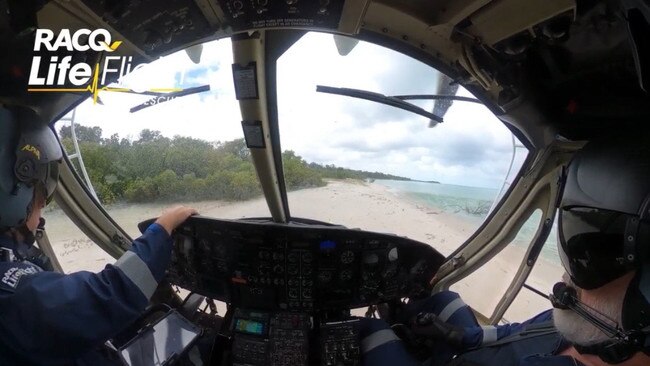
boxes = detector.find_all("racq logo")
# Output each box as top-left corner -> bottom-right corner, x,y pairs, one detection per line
28,29 -> 181,104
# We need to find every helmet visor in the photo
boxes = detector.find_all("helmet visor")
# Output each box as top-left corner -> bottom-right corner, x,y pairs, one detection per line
558,207 -> 631,290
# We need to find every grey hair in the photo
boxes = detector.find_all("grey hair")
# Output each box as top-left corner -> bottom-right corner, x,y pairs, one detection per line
553,273 -> 624,346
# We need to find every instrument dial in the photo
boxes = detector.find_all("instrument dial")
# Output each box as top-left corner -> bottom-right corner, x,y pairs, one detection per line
340,250 -> 354,264
318,271 -> 332,283
339,269 -> 353,281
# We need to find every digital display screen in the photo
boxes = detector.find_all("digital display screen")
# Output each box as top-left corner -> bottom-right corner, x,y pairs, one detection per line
320,240 -> 336,250
235,319 -> 264,335
120,311 -> 201,366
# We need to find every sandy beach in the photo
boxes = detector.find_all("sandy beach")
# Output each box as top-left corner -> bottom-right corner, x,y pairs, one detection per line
42,179 -> 563,323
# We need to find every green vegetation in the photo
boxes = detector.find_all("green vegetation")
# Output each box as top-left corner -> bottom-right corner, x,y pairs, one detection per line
60,125 -> 416,205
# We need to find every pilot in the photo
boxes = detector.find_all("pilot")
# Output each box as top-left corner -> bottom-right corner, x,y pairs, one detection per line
0,107 -> 197,366
361,133 -> 650,366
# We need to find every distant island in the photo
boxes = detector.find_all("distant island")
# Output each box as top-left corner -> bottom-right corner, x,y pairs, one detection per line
412,179 -> 440,184
305,164 -> 438,184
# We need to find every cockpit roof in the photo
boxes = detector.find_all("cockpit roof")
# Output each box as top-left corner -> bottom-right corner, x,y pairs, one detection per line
1,0 -> 648,147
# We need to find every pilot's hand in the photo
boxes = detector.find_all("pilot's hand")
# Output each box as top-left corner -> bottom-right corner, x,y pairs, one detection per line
155,206 -> 198,235
410,312 -> 464,349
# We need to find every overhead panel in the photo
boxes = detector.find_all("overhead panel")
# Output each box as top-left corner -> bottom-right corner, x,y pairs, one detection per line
467,0 -> 576,46
193,0 -> 228,28
216,0 -> 346,32
38,1 -> 149,59
79,0 -> 216,56
338,0 -> 371,34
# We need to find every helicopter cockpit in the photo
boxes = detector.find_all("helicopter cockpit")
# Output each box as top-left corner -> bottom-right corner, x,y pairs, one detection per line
1,0 -> 649,365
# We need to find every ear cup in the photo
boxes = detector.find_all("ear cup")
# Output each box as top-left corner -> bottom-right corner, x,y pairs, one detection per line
14,153 -> 38,183
622,265 -> 650,333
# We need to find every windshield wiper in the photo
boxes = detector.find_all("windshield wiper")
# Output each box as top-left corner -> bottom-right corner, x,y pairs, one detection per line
316,85 -> 481,127
130,84 -> 211,113
391,94 -> 481,104
316,85 -> 444,124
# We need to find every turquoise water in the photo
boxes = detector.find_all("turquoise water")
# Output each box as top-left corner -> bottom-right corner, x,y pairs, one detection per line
376,180 -> 497,224
375,180 -> 560,263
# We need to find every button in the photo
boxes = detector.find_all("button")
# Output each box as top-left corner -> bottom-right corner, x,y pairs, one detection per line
302,252 -> 313,263
288,252 -> 299,263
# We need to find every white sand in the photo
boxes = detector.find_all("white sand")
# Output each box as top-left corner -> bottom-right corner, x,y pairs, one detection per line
42,179 -> 562,322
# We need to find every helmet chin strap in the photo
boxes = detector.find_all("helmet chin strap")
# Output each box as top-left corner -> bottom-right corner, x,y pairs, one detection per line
8,218 -> 53,271
9,223 -> 36,260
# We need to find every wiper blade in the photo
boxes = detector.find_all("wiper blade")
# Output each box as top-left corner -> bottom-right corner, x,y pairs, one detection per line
130,85 -> 211,113
392,94 -> 481,104
316,85 -> 444,124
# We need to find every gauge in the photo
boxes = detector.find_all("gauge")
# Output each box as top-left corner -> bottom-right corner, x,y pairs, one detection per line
259,250 -> 271,260
288,279 -> 299,287
200,239 -> 211,253
302,252 -> 313,263
288,252 -> 299,263
258,264 -> 271,275
216,262 -> 228,272
340,250 -> 355,264
383,265 -> 397,278
318,271 -> 332,283
214,243 -> 227,257
339,269 -> 353,281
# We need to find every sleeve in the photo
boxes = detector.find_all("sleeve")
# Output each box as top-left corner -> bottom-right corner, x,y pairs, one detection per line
0,223 -> 172,364
461,309 -> 553,349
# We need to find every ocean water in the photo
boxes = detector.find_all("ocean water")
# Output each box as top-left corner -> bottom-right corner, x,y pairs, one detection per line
375,180 -> 560,263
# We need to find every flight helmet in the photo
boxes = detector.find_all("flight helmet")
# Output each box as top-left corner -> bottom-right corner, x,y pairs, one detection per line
558,132 -> 650,357
0,106 -> 62,230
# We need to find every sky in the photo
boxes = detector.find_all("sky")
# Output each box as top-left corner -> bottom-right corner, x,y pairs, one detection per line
64,32 -> 527,189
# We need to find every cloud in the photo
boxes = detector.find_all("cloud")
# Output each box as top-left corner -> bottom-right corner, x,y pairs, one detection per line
61,32 -> 525,190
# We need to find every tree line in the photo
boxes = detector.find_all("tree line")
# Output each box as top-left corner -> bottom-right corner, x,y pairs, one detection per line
59,125 -> 413,205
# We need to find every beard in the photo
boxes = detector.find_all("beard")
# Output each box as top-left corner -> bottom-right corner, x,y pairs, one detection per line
552,273 -> 624,346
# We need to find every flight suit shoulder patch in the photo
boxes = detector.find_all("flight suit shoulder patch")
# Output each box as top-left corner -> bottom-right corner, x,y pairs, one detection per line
0,262 -> 41,293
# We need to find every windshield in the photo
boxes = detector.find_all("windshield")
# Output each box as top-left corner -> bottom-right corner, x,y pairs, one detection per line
49,33 -> 527,271
277,33 -> 528,256
52,38 -> 268,241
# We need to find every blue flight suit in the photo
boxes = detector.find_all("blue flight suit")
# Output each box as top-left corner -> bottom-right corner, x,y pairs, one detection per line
0,223 -> 172,366
360,291 -> 587,366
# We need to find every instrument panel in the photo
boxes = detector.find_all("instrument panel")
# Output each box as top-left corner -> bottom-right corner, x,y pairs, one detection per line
144,216 -> 444,312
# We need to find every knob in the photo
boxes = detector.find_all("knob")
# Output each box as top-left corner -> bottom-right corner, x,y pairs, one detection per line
340,250 -> 354,264
288,252 -> 299,263
259,250 -> 271,260
339,269 -> 352,281
318,271 -> 332,283
302,252 -> 313,263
